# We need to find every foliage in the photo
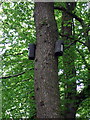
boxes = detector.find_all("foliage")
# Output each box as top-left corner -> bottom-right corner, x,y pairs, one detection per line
1,2 -> 36,119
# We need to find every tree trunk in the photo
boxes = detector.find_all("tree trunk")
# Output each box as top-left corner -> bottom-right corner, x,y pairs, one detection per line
61,2 -> 77,120
34,2 -> 61,118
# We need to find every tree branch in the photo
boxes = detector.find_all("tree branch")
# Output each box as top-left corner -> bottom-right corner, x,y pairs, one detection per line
59,33 -> 88,50
54,6 -> 85,27
64,40 -> 88,50
0,68 -> 34,79
22,77 -> 33,82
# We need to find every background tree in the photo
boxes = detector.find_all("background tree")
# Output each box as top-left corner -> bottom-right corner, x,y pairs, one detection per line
61,2 -> 77,119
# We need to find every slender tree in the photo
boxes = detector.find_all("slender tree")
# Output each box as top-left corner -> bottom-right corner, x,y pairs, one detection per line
61,2 -> 77,119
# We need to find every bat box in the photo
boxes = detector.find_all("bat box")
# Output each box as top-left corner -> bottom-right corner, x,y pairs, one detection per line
28,43 -> 36,60
55,40 -> 64,56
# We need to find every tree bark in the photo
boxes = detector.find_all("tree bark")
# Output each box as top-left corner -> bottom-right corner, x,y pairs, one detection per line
34,2 -> 61,118
61,2 -> 77,120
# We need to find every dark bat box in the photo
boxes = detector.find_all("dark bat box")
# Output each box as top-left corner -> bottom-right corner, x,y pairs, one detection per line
28,43 -> 36,60
55,40 -> 64,56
